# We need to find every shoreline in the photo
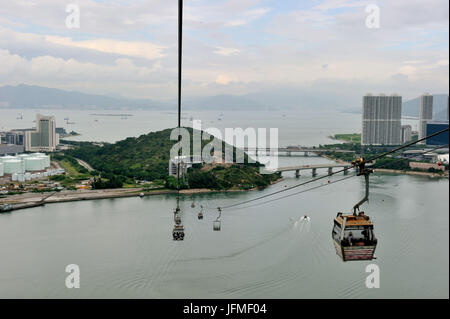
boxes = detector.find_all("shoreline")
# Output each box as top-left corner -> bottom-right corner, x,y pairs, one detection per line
1,177 -> 284,212
2,155 -> 448,212
321,155 -> 448,178
373,168 -> 449,178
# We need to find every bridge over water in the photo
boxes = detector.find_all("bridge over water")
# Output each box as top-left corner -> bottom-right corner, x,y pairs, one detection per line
263,163 -> 354,177
243,147 -> 354,157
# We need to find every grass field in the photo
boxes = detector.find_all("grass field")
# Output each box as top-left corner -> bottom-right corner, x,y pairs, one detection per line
333,133 -> 361,144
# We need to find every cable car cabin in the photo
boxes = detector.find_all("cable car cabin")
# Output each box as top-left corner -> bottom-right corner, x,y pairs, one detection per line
213,208 -> 222,231
213,220 -> 221,231
173,225 -> 185,241
332,212 -> 377,261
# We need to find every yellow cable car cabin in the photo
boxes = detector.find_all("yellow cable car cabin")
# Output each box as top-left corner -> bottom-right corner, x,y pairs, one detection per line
332,212 -> 377,261
331,157 -> 377,261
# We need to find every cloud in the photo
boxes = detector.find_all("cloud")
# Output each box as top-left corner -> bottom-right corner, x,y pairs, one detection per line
45,36 -> 167,60
223,7 -> 271,26
214,47 -> 241,56
0,0 -> 447,103
224,20 -> 247,27
0,48 -> 175,99
215,74 -> 237,85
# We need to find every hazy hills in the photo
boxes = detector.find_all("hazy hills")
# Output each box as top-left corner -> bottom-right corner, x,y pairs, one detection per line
0,84 -> 168,109
0,84 -> 448,119
0,84 -> 350,111
402,94 -> 448,120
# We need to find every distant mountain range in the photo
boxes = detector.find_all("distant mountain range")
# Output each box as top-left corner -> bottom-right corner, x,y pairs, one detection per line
0,84 -> 353,111
1,84 -> 448,119
402,94 -> 448,120
0,84 -> 169,109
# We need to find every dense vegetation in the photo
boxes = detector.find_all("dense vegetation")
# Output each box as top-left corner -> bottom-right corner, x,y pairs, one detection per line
185,164 -> 280,190
51,154 -> 96,189
62,128 -> 280,190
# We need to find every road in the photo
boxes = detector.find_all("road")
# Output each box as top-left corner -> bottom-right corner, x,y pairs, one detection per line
75,158 -> 94,172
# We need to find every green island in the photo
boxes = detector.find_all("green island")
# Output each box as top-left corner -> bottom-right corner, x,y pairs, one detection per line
332,133 -> 361,144
57,128 -> 281,191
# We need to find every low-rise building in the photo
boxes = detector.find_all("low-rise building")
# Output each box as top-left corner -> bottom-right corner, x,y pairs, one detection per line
409,162 -> 445,172
0,144 -> 25,156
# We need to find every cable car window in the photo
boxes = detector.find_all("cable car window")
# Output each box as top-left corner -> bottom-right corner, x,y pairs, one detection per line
344,227 -> 372,246
332,223 -> 341,242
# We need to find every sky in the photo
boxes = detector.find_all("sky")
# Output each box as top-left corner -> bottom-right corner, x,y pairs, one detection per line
0,0 -> 448,106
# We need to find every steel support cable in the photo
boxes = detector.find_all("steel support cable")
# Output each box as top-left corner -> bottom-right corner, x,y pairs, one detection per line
225,175 -> 356,212
217,128 -> 449,210
176,0 -> 183,208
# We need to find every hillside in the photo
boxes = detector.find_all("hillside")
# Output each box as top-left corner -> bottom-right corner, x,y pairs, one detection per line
62,128 -> 280,190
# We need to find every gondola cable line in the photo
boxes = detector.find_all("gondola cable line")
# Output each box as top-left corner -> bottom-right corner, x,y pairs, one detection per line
172,0 -> 185,241
216,128 -> 449,212
208,141 -> 448,261
221,144 -> 448,213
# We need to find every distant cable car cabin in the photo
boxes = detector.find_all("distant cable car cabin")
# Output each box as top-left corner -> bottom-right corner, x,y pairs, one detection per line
213,208 -> 222,231
173,207 -> 185,241
173,225 -> 185,241
332,157 -> 378,261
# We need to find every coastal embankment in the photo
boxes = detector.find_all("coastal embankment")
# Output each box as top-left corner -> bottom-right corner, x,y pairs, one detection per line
1,178 -> 284,212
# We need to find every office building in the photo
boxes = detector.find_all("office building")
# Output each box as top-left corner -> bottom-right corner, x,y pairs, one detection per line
362,94 -> 402,145
426,121 -> 449,146
419,94 -> 433,143
25,114 -> 58,152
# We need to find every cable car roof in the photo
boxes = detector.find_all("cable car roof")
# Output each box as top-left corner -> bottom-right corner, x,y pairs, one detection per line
335,213 -> 373,227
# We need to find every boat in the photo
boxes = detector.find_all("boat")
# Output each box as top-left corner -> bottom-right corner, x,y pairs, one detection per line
139,193 -> 144,198
0,204 -> 13,213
